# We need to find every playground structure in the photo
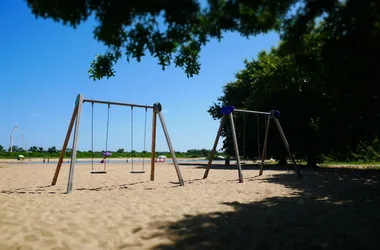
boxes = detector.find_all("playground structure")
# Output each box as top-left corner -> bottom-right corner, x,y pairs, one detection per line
203,105 -> 302,182
10,126 -> 27,152
51,94 -> 185,194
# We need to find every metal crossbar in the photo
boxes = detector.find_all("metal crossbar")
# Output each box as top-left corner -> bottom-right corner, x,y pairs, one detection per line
83,99 -> 153,109
233,109 -> 271,116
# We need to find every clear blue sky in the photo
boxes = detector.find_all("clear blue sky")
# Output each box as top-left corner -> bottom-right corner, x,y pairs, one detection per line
0,0 -> 280,153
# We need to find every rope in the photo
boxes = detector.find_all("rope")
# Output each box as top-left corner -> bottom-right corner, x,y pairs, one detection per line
142,107 -> 148,170
131,106 -> 134,171
91,102 -> 94,172
104,104 -> 110,171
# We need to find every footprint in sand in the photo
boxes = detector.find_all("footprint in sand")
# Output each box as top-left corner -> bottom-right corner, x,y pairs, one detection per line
39,230 -> 55,238
24,234 -> 39,242
118,240 -> 143,249
12,244 -> 34,250
43,238 -> 58,246
140,231 -> 164,240
51,247 -> 71,250
131,227 -> 142,234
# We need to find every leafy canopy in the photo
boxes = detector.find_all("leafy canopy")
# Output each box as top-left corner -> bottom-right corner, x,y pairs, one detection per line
26,0 -> 303,80
209,0 -> 380,164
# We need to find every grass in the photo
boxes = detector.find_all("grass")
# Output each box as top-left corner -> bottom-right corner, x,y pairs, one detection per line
322,161 -> 380,165
319,162 -> 380,170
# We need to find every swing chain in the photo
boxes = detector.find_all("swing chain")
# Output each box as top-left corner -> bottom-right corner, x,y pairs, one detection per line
91,102 -> 94,172
131,106 -> 134,171
142,107 -> 148,170
105,104 -> 110,152
103,104 -> 111,172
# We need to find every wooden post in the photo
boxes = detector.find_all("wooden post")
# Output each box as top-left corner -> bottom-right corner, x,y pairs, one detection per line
150,111 -> 157,181
273,118 -> 302,179
66,94 -> 84,194
229,113 -> 244,183
51,103 -> 79,185
203,116 -> 225,179
259,116 -> 271,176
156,109 -> 184,186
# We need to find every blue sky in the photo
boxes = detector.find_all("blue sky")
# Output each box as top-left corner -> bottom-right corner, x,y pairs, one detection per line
0,1 -> 280,152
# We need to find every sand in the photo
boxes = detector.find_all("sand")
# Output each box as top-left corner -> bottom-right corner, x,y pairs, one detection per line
1,160 -> 380,250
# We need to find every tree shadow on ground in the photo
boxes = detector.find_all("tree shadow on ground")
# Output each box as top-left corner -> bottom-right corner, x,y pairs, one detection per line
260,167 -> 380,201
180,162 -> 293,171
152,168 -> 380,250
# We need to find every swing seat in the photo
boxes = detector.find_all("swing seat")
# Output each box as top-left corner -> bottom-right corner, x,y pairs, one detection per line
91,171 -> 107,174
130,171 -> 145,174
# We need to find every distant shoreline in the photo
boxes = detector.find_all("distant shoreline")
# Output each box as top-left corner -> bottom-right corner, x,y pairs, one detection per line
0,157 -> 207,163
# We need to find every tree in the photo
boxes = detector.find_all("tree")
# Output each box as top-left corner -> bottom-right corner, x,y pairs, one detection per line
208,48 -> 323,165
117,148 -> 125,153
38,147 -> 44,152
28,146 -> 38,152
24,0 -> 380,162
0,145 -> 5,153
209,0 -> 380,165
9,145 -> 19,152
48,146 -> 57,153
26,0 -> 299,80
17,147 -> 26,152
280,0 -> 380,161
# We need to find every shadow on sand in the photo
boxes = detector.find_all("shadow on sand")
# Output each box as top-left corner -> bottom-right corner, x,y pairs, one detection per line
152,167 -> 380,250
180,162 -> 302,172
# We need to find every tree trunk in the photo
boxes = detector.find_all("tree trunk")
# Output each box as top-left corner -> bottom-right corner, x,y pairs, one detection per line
306,154 -> 319,168
278,154 -> 287,165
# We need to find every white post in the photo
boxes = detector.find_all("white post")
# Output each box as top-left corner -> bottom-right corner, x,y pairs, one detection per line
66,94 -> 84,194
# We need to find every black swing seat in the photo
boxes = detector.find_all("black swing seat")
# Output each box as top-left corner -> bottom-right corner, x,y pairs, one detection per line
130,171 -> 145,174
91,171 -> 107,174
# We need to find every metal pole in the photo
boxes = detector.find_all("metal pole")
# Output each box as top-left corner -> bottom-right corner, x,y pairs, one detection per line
273,118 -> 302,179
234,109 -> 271,115
259,116 -> 271,176
83,99 -> 153,109
229,113 -> 244,183
66,94 -> 84,194
157,111 -> 185,186
203,116 -> 225,179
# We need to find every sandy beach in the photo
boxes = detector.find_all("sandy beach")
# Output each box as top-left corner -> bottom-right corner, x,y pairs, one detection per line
1,160 -> 380,250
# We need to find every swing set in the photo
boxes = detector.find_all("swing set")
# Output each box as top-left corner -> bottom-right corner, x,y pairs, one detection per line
204,105 -> 302,182
232,111 -> 264,161
89,102 -> 148,174
51,94 -> 185,194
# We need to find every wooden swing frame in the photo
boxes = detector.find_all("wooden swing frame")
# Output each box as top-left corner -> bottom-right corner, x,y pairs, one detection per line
51,94 -> 185,194
203,106 -> 302,182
